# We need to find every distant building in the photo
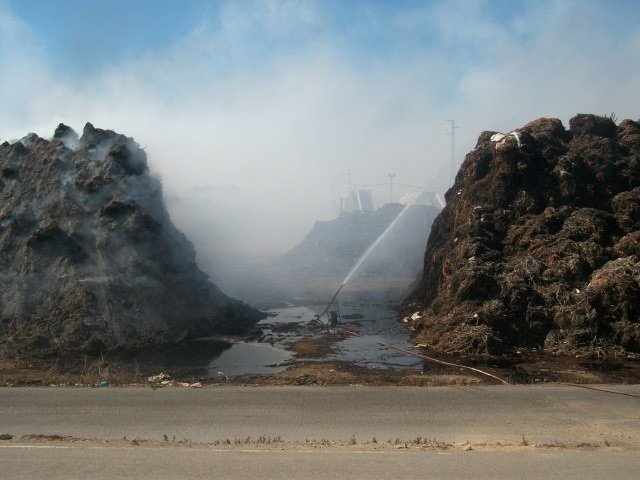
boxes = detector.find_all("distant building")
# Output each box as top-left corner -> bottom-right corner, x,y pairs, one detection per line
398,191 -> 446,208
339,189 -> 374,213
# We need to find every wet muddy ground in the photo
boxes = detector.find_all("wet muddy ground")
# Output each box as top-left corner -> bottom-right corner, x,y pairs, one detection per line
1,289 -> 639,387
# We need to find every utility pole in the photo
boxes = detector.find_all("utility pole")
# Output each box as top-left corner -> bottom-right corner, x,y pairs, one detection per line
446,120 -> 458,185
331,172 -> 352,216
388,173 -> 396,203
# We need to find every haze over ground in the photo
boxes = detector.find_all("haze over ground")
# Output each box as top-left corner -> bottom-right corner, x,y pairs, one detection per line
1,0 -> 639,261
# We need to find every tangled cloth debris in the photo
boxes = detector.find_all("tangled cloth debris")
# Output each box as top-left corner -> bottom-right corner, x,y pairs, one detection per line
405,114 -> 640,358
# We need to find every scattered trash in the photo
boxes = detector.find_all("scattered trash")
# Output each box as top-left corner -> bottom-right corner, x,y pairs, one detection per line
98,380 -> 109,388
189,382 -> 202,388
490,130 -> 522,149
295,373 -> 322,385
410,311 -> 422,321
147,372 -> 172,383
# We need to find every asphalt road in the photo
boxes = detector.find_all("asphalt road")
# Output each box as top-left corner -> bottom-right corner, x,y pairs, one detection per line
1,385 -> 639,445
1,385 -> 639,479
2,445 -> 640,480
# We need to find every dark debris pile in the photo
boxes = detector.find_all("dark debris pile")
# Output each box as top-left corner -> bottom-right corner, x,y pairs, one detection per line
0,123 -> 263,357
406,114 -> 640,358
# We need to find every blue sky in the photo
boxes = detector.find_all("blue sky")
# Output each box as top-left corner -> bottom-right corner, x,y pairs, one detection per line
1,0 -> 640,247
10,0 -> 638,75
9,0 -> 202,74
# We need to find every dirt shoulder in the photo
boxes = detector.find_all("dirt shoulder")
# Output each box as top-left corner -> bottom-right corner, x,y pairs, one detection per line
1,352 -> 639,387
0,433 -> 630,453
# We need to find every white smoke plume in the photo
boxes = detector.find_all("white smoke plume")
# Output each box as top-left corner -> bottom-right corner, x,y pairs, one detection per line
1,0 -> 639,289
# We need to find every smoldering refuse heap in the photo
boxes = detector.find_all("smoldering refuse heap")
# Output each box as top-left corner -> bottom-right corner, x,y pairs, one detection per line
406,114 -> 640,357
0,123 -> 263,356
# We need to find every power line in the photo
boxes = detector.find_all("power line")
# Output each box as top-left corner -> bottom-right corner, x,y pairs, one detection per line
394,181 -> 429,189
329,174 -> 460,194
332,178 -> 435,190
332,179 -> 393,188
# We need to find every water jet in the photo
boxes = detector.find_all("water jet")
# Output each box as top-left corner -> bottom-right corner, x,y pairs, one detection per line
316,201 -> 417,326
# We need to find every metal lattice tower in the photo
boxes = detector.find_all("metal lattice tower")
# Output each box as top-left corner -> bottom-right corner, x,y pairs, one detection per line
388,173 -> 396,203
446,120 -> 458,185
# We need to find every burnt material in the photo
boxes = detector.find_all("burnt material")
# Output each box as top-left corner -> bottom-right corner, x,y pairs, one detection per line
0,124 -> 263,356
406,115 -> 640,357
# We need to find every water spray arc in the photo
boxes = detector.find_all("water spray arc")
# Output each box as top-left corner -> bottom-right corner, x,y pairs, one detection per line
314,200 -> 417,327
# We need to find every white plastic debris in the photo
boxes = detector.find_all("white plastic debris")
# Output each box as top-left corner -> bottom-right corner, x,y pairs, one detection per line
491,131 -> 522,149
147,372 -> 172,383
411,311 -> 422,321
189,382 -> 203,388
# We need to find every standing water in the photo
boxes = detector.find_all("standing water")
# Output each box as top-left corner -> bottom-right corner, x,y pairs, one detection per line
260,294 -> 423,371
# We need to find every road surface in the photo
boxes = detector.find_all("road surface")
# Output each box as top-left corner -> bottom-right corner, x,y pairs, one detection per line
1,384 -> 639,478
2,444 -> 640,480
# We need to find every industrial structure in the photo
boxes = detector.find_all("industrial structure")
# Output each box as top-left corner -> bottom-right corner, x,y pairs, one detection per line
338,188 -> 374,213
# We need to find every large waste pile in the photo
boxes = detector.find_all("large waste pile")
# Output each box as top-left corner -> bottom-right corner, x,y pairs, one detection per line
278,203 -> 440,282
405,114 -> 640,357
0,123 -> 263,356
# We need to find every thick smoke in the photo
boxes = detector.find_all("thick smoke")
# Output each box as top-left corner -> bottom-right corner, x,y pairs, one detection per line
1,1 -> 639,299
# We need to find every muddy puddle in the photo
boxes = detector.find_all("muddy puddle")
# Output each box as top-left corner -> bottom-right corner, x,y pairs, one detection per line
259,297 -> 422,371
87,292 -> 422,378
95,338 -> 293,378
16,293 -> 418,382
